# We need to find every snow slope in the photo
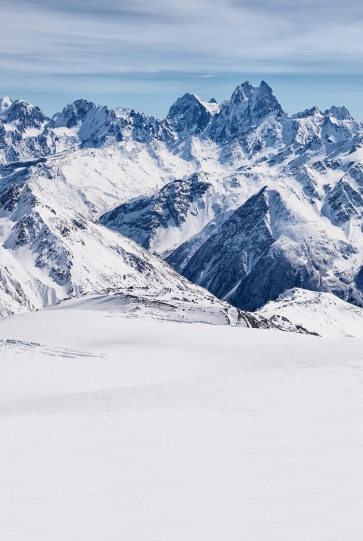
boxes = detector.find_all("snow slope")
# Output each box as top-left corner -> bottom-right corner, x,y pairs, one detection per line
1,308 -> 363,540
0,150 -> 200,315
257,287 -> 363,337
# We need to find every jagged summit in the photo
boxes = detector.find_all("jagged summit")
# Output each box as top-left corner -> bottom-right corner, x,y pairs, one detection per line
1,80 -> 359,166
53,99 -> 100,128
0,96 -> 13,117
294,106 -> 322,118
208,80 -> 284,142
230,81 -> 254,102
166,93 -> 215,135
293,104 -> 354,122
325,105 -> 353,121
3,99 -> 49,130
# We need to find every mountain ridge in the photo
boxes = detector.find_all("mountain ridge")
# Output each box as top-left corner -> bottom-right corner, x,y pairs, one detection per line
2,80 -> 363,320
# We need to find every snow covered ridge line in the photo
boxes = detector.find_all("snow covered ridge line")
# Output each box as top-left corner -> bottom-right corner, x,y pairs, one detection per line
2,81 -> 363,320
0,80 -> 361,165
256,288 -> 363,337
47,287 -> 317,335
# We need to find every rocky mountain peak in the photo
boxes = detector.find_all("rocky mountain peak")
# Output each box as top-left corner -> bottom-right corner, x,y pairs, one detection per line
2,99 -> 49,131
53,99 -> 100,129
209,81 -> 283,143
325,105 -> 353,121
166,93 -> 214,136
295,106 -> 322,118
0,96 -> 13,118
249,80 -> 284,120
230,81 -> 254,103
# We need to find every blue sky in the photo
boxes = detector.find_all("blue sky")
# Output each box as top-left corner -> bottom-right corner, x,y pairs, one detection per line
1,0 -> 363,118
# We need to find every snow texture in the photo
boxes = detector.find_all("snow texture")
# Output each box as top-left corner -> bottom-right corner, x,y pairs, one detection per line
257,287 -> 363,337
0,307 -> 362,540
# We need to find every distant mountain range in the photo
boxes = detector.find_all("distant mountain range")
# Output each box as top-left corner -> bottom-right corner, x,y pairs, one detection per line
1,81 -> 363,331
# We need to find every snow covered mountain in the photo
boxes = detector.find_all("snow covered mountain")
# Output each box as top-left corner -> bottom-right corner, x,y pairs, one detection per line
0,98 -> 56,164
0,159 -> 239,322
2,80 -> 363,321
98,83 -> 363,311
99,172 -> 223,257
0,145 -> 308,331
256,287 -> 363,337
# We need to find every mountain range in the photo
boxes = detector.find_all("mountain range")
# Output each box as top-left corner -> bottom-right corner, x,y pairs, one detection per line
1,81 -> 363,331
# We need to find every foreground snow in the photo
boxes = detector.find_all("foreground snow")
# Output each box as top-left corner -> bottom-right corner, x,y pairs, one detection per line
257,287 -> 363,337
1,307 -> 363,540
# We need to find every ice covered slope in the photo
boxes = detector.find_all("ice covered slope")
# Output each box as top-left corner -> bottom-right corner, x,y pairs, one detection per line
1,308 -> 363,540
256,287 -> 363,337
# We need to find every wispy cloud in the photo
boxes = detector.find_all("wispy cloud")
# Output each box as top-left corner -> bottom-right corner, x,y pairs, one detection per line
0,0 -> 362,118
1,0 -> 362,76
232,0 -> 363,24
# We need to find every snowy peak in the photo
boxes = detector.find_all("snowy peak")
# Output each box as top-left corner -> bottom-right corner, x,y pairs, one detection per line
294,106 -> 322,119
294,105 -> 354,123
325,105 -> 353,121
3,99 -> 49,132
51,99 -> 172,150
209,80 -> 284,142
53,99 -> 100,129
229,80 -> 282,116
230,81 -> 254,103
166,93 -> 215,136
0,99 -> 55,165
52,99 -> 123,150
0,96 -> 13,118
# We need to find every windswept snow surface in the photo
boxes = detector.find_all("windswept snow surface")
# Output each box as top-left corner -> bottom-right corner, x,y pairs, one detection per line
257,287 -> 363,337
1,309 -> 363,540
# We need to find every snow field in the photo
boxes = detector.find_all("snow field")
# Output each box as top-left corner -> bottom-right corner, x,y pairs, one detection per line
1,308 -> 363,540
